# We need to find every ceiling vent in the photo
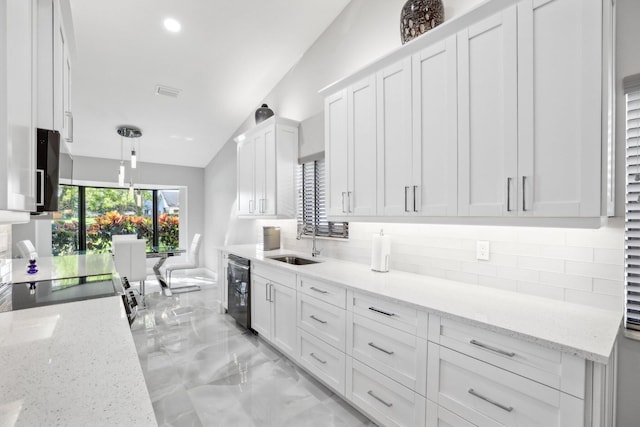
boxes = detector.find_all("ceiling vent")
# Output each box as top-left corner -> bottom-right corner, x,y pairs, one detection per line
155,85 -> 181,98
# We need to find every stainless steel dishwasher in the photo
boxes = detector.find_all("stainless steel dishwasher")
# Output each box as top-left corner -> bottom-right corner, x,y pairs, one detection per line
227,254 -> 250,329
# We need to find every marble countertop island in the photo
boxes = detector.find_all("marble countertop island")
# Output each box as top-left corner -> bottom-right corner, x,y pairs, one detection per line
224,244 -> 622,364
0,254 -> 156,426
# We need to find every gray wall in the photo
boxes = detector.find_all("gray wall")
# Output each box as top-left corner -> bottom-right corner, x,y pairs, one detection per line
59,154 -> 205,264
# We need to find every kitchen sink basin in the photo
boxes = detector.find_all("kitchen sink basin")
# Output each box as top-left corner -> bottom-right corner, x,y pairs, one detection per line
268,255 -> 320,266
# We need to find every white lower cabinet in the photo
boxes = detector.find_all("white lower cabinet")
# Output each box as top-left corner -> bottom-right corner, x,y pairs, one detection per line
348,312 -> 427,395
348,357 -> 426,427
298,292 -> 346,351
427,343 -> 584,427
427,400 -> 477,427
250,272 -> 297,359
298,329 -> 346,395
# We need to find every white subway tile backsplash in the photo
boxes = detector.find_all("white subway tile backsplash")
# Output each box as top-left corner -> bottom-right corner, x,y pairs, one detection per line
593,248 -> 624,266
593,278 -> 625,297
564,289 -> 623,312
539,271 -> 592,292
516,281 -> 565,300
260,220 -> 625,311
517,256 -> 565,274
565,261 -> 624,282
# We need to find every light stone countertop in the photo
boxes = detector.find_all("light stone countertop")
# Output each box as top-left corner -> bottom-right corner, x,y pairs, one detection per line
224,244 -> 622,364
0,254 -> 155,426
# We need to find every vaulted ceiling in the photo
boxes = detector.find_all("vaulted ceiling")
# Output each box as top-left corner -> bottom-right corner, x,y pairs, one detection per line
67,0 -> 351,167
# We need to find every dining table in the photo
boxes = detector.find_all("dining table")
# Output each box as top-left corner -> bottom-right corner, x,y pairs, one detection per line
146,246 -> 194,296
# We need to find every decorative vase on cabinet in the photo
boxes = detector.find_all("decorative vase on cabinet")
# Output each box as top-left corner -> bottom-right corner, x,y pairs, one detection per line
255,104 -> 274,124
400,0 -> 445,44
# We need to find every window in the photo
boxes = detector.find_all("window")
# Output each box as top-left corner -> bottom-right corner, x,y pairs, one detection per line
297,159 -> 348,238
625,73 -> 640,332
51,184 -> 180,255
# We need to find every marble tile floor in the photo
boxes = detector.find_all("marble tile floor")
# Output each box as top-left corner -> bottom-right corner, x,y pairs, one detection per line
131,273 -> 375,427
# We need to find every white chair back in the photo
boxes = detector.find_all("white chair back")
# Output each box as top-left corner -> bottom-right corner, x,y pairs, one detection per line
112,238 -> 147,283
16,240 -> 38,259
188,233 -> 202,266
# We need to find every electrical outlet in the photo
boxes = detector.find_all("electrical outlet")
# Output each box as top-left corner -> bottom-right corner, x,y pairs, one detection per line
476,240 -> 490,261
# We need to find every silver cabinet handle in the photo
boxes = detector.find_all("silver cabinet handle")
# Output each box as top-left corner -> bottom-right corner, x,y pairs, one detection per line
413,185 -> 418,212
368,306 -> 395,317
404,186 -> 410,212
260,198 -> 266,213
310,315 -> 327,324
265,282 -> 270,301
368,341 -> 394,355
269,284 -> 273,302
64,111 -> 73,143
522,176 -> 527,211
309,352 -> 327,364
470,339 -> 516,357
347,191 -> 353,213
341,192 -> 347,213
310,286 -> 328,294
249,199 -> 255,213
468,388 -> 513,412
367,390 -> 393,407
36,169 -> 45,206
506,177 -> 512,212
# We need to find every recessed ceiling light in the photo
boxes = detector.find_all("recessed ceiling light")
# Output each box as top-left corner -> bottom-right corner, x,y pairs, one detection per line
163,18 -> 181,33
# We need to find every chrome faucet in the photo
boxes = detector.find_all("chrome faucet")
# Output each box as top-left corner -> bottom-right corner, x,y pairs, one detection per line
311,225 -> 321,257
297,224 -> 321,257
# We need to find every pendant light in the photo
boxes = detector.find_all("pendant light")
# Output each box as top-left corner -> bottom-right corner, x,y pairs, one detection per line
116,125 -> 142,187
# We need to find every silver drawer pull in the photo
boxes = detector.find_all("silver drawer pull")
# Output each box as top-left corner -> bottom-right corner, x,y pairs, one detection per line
368,306 -> 395,317
368,342 -> 394,355
310,315 -> 327,324
367,390 -> 393,407
310,286 -> 328,294
309,352 -> 327,364
468,388 -> 513,413
470,339 -> 516,357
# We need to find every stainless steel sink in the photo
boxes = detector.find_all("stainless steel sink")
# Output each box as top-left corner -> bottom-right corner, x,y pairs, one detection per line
268,255 -> 320,266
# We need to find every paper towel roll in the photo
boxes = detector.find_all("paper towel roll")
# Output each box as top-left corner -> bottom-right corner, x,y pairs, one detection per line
371,231 -> 390,272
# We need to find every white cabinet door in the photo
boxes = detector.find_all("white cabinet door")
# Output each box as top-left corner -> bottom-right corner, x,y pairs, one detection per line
237,139 -> 255,215
349,75 -> 377,216
457,7 -> 518,217
253,131 -> 267,215
53,0 -> 64,133
62,45 -> 72,143
250,274 -> 271,338
412,35 -> 458,217
517,0 -> 601,217
271,281 -> 297,358
377,57 -> 413,216
325,89 -> 349,217
262,125 -> 277,216
2,0 -> 36,212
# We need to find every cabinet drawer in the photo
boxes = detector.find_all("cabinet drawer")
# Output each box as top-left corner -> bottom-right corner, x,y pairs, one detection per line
298,329 -> 346,395
428,315 -> 585,397
347,358 -> 426,427
298,293 -> 346,351
298,275 -> 346,309
427,343 -> 584,427
350,313 -> 427,395
352,291 -> 425,335
252,261 -> 296,288
426,400 -> 476,427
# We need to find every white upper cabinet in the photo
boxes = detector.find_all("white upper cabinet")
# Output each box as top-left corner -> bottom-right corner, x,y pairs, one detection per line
517,0 -> 602,217
0,0 -> 36,214
377,57 -> 413,216
457,6 -> 518,217
325,76 -> 377,217
412,35 -> 458,217
236,117 -> 298,218
322,0 -> 612,226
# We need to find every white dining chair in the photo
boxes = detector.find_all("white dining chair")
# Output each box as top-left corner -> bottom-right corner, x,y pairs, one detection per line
16,240 -> 38,260
112,238 -> 148,306
166,233 -> 202,288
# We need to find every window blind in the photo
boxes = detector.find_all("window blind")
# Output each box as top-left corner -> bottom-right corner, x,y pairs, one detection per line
625,76 -> 640,331
297,159 -> 348,239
